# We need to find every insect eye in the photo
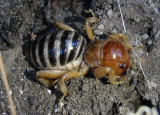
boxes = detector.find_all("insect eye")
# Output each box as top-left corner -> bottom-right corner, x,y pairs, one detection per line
120,64 -> 124,69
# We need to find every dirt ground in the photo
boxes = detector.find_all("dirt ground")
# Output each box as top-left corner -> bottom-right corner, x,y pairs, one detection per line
0,0 -> 160,115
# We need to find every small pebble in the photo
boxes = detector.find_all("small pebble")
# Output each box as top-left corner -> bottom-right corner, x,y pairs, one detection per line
107,9 -> 113,18
82,83 -> 89,92
142,34 -> 149,39
95,10 -> 103,16
20,89 -> 23,94
155,31 -> 160,40
109,23 -> 114,29
147,39 -> 152,45
21,78 -> 24,81
112,28 -> 118,33
94,30 -> 103,35
98,24 -> 104,30
131,70 -> 136,75
9,90 -> 12,95
11,67 -> 15,71
48,89 -> 51,94
138,48 -> 144,54
134,17 -> 140,22
47,112 -> 52,115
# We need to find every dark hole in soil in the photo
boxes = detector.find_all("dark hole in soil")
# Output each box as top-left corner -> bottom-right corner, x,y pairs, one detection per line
139,96 -> 153,108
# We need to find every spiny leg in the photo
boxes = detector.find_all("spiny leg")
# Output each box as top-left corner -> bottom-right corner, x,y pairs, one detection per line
108,70 -> 127,85
36,70 -> 67,87
58,67 -> 89,113
36,67 -> 89,113
107,33 -> 132,51
92,66 -> 111,78
133,45 -> 143,50
85,9 -> 98,40
56,21 -> 75,31
37,78 -> 58,88
85,9 -> 96,17
92,66 -> 128,85
130,60 -> 137,73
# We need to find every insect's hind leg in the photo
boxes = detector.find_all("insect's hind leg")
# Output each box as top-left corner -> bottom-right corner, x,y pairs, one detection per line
56,21 -> 76,31
36,67 -> 89,113
36,70 -> 67,87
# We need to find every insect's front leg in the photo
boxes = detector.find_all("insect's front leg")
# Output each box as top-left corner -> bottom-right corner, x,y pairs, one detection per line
85,9 -> 98,40
92,66 -> 110,78
108,70 -> 127,85
92,66 -> 127,85
107,33 -> 132,51
56,21 -> 76,31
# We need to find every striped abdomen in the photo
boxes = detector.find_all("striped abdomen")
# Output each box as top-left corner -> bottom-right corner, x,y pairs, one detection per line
26,30 -> 87,70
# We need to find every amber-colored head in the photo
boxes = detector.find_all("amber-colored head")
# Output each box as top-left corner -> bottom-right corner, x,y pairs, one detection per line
84,39 -> 130,76
102,39 -> 130,75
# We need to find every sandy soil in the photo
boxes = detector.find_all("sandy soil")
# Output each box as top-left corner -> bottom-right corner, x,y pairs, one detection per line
0,0 -> 160,114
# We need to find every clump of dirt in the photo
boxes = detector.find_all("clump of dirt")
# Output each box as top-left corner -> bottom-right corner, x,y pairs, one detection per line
0,0 -> 160,114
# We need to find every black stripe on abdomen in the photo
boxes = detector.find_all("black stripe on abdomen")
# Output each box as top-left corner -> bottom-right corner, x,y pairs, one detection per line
67,32 -> 80,63
38,36 -> 47,67
48,32 -> 57,67
59,31 -> 70,66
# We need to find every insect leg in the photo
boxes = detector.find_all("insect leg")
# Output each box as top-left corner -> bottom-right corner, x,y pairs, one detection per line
92,66 -> 110,78
58,67 -> 89,112
108,69 -> 127,85
85,9 -> 98,40
107,33 -> 132,51
36,70 -> 67,87
56,21 -> 75,31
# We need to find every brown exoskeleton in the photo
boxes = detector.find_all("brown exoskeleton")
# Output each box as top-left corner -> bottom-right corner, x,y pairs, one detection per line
26,9 -> 132,112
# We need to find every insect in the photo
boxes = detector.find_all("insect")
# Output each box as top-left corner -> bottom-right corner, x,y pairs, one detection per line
25,9 -> 132,112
